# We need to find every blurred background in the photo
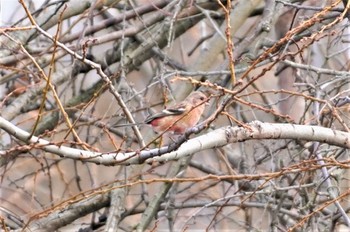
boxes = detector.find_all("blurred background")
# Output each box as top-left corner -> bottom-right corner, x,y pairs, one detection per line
1,0 -> 350,231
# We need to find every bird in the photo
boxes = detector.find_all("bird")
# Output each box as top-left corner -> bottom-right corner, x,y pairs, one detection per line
144,91 -> 208,134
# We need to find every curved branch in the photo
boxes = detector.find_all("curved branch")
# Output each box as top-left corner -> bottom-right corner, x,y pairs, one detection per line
1,117 -> 349,166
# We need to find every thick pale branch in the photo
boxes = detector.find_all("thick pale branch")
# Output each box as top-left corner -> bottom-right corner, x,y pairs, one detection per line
0,117 -> 349,165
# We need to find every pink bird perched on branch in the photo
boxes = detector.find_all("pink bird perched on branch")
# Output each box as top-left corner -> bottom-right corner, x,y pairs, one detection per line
145,91 -> 208,134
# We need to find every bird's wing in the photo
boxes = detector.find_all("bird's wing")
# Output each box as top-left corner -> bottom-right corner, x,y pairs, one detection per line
144,106 -> 186,124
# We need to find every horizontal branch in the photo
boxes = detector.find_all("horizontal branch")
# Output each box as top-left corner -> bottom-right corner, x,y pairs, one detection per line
1,117 -> 349,165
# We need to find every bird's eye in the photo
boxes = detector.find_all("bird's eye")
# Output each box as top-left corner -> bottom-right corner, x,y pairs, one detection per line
200,97 -> 205,101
